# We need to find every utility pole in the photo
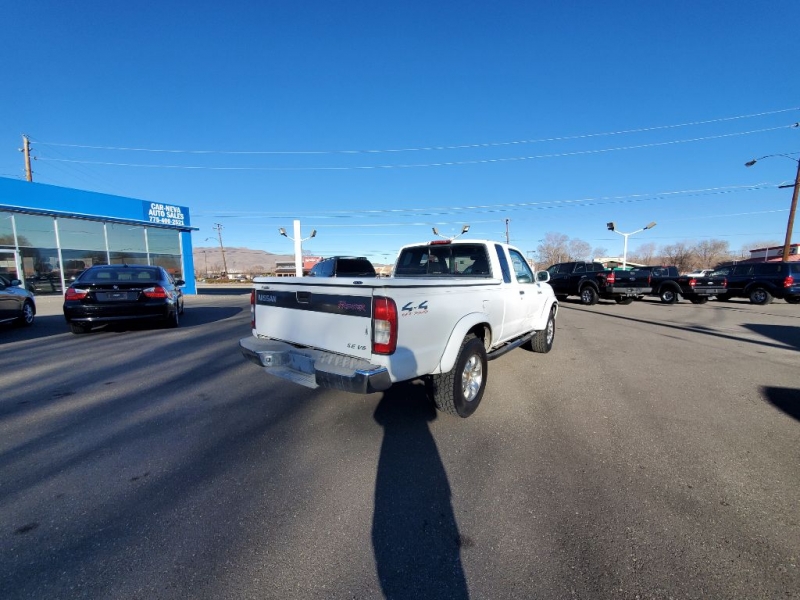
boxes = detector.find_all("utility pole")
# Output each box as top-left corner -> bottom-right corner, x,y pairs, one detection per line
213,223 -> 229,276
20,135 -> 33,182
781,158 -> 800,262
505,219 -> 510,244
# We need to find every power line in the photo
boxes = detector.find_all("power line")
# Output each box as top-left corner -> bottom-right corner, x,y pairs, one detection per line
32,125 -> 797,171
31,107 -> 799,155
191,183 -> 778,220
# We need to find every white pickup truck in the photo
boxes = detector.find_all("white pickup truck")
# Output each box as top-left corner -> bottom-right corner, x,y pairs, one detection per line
240,239 -> 558,418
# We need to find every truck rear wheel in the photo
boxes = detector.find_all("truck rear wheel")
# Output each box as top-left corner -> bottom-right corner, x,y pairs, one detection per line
580,287 -> 598,305
749,287 -> 773,305
659,287 -> 680,304
429,334 -> 487,418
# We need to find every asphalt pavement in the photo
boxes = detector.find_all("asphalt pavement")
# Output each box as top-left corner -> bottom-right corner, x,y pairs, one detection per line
1,293 -> 798,599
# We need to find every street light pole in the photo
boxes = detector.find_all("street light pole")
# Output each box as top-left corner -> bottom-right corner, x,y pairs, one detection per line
606,221 -> 657,269
279,219 -> 317,276
747,154 -> 800,262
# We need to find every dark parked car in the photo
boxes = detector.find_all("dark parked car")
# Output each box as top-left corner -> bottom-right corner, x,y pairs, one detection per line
63,264 -> 185,333
308,256 -> 377,278
712,262 -> 800,305
0,274 -> 36,327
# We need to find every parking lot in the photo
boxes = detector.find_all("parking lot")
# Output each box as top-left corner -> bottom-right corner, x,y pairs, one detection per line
1,289 -> 798,599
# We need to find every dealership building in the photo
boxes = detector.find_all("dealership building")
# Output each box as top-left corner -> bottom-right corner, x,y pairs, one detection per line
0,177 -> 197,295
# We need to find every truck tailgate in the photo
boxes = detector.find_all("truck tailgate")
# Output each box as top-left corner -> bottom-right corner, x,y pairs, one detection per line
253,284 -> 375,360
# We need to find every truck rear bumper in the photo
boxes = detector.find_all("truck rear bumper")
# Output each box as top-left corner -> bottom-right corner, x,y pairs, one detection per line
239,336 -> 392,394
690,287 -> 727,296
605,286 -> 652,296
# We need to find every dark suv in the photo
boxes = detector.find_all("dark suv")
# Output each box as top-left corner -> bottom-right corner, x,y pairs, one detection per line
308,256 -> 377,278
712,262 -> 800,305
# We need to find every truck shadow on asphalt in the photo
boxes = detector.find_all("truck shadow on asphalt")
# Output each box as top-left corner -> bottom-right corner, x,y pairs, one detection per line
372,381 -> 470,600
761,386 -> 800,422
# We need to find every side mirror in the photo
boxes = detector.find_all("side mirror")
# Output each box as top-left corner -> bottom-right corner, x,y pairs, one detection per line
536,270 -> 551,283
11,279 -> 22,286
175,279 -> 185,287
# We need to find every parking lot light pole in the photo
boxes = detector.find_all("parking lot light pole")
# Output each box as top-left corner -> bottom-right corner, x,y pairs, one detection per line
606,221 -> 657,269
279,220 -> 317,276
745,153 -> 800,262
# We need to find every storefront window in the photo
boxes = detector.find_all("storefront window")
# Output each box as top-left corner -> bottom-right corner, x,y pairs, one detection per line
107,223 -> 147,265
107,223 -> 146,253
147,228 -> 182,277
57,218 -> 107,252
0,211 -> 14,246
14,214 -> 56,248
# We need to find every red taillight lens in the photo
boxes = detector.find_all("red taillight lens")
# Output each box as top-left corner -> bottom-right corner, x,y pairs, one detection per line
722,278 -> 727,288
250,290 -> 256,329
688,278 -> 697,288
606,271 -> 616,285
143,286 -> 169,299
784,276 -> 794,288
372,296 -> 398,355
65,287 -> 88,301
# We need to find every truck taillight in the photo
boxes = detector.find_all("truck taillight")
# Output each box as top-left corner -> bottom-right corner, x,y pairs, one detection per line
65,287 -> 88,301
372,296 -> 398,355
606,271 -> 615,285
688,278 -> 697,288
250,290 -> 256,329
784,275 -> 794,288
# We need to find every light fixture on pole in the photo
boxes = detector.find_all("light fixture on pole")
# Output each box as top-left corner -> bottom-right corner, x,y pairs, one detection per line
432,224 -> 470,240
279,220 -> 317,276
607,221 -> 657,269
745,152 -> 800,262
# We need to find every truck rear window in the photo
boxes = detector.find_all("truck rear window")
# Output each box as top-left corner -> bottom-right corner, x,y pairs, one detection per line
395,244 -> 492,277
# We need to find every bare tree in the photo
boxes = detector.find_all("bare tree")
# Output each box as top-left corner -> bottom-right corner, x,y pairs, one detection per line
693,239 -> 731,269
592,246 -> 608,260
536,232 -> 570,266
627,242 -> 657,265
660,242 -> 695,273
248,264 -> 265,277
568,239 -> 592,261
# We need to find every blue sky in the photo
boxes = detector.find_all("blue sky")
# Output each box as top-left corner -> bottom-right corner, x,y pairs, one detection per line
2,1 -> 799,264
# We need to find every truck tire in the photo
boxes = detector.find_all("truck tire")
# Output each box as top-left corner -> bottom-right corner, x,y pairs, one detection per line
716,293 -> 731,302
749,287 -> 773,305
529,307 -> 556,353
786,296 -> 800,304
614,297 -> 634,305
659,287 -> 680,304
429,334 -> 487,418
689,297 -> 709,304
580,286 -> 598,305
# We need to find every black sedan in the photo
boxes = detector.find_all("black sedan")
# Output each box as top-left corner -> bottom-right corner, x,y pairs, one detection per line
63,264 -> 184,334
0,274 -> 36,327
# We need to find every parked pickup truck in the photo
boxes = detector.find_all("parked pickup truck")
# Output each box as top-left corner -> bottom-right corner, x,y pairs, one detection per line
545,261 -> 652,305
635,265 -> 727,304
240,239 -> 558,418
